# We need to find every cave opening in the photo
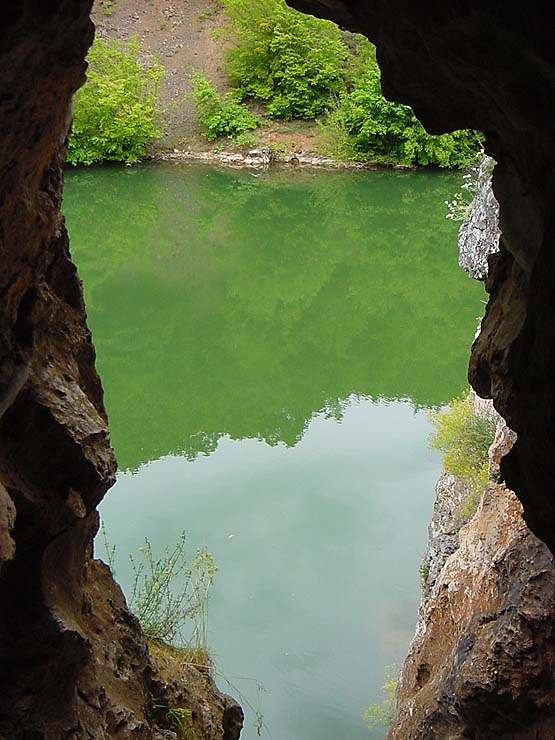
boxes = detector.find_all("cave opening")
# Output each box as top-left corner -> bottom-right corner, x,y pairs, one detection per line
1,2 -> 555,739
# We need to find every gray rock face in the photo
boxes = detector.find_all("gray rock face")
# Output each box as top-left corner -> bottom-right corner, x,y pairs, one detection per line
458,155 -> 500,280
390,482 -> 555,740
419,471 -> 469,603
420,392 -> 504,605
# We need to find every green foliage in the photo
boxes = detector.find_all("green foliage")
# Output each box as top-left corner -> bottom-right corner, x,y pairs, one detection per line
233,131 -> 259,148
220,1 -> 481,165
324,50 -> 483,167
153,702 -> 196,740
190,72 -> 261,141
429,394 -> 497,510
221,0 -> 346,119
419,563 -> 430,585
128,532 -> 217,655
68,36 -> 164,165
363,664 -> 398,729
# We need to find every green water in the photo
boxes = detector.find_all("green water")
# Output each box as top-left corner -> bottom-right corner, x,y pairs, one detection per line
64,162 -> 484,740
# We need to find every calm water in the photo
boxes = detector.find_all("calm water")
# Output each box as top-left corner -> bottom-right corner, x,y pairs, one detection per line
64,163 -> 484,740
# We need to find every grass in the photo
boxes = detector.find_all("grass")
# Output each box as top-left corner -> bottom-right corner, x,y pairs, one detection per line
153,702 -> 196,740
99,528 -> 268,735
129,532 -> 217,658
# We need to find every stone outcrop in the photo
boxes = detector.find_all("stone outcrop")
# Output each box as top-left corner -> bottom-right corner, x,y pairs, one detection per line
418,393 -> 499,604
390,482 -> 555,740
390,388 -> 555,738
418,472 -> 469,604
458,155 -> 500,280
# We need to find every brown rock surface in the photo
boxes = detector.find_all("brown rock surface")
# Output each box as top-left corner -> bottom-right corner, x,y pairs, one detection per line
389,484 -> 555,740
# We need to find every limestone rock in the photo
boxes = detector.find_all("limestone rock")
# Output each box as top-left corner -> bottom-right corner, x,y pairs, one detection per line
458,155 -> 500,280
149,641 -> 244,740
419,472 -> 469,603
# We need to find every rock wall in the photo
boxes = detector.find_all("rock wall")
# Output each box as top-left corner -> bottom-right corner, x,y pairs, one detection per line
0,4 -> 241,738
389,386 -> 555,738
390,481 -> 555,740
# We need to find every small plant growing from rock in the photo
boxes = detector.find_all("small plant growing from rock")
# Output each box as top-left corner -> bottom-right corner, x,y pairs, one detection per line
128,532 -> 217,664
153,704 -> 196,740
363,664 -> 398,730
444,156 -> 482,221
429,393 -> 497,518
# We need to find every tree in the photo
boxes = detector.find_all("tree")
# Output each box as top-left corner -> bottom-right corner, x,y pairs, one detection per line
222,0 -> 346,119
68,36 -> 164,165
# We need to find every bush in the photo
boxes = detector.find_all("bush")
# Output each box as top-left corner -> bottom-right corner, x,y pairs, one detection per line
221,0 -> 346,119
190,72 -> 261,141
429,394 -> 497,507
221,2 -> 482,165
324,61 -> 483,167
68,36 -> 164,165
363,664 -> 398,729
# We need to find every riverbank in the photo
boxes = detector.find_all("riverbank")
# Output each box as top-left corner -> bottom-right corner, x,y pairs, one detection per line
152,146 -> 384,169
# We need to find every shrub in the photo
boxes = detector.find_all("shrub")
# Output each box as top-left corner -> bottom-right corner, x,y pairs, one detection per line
363,664 -> 398,729
68,36 -> 164,165
190,72 -> 261,141
128,532 -> 217,658
324,63 -> 483,167
221,0 -> 346,119
429,394 -> 497,508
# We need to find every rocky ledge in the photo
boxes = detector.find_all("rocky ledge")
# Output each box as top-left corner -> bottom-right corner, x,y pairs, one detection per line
155,147 -> 376,170
390,478 -> 555,740
458,155 -> 500,280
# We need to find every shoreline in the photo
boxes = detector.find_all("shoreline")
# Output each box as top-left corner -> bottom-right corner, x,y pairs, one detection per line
150,146 -> 401,171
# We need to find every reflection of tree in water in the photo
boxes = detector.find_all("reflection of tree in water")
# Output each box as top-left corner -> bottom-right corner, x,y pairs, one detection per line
65,164 -> 484,471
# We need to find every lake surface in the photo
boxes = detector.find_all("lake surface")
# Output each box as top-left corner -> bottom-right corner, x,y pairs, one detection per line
64,163 -> 484,740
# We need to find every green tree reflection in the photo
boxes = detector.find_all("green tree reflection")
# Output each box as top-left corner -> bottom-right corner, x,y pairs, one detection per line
65,164 -> 484,470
